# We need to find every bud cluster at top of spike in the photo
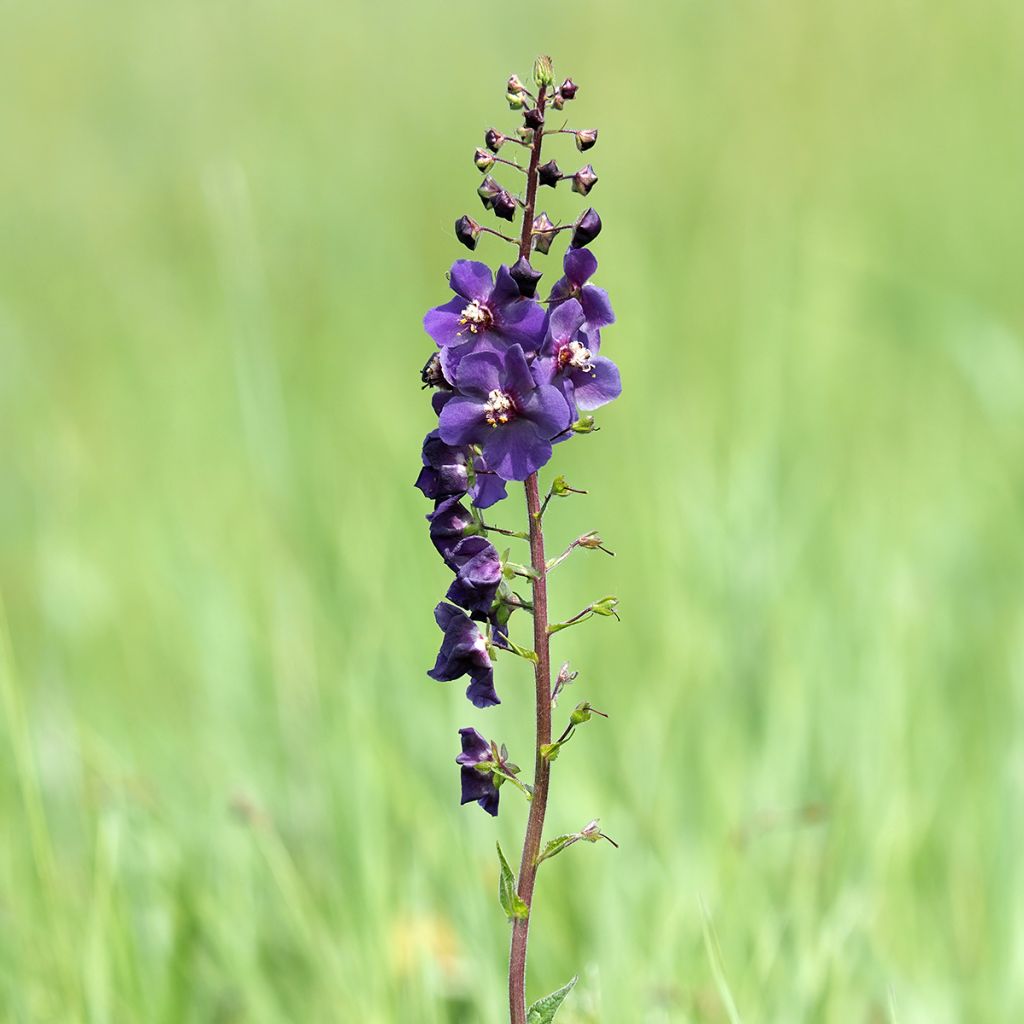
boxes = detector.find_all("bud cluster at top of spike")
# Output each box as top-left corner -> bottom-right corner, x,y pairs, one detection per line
453,58 -> 602,262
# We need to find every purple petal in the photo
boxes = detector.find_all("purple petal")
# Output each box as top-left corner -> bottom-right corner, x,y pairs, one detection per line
423,297 -> 466,348
438,395 -> 488,446
491,265 -> 520,308
449,260 -> 494,302
483,420 -> 552,481
497,301 -> 546,354
433,601 -> 464,632
547,299 -> 585,345
572,356 -> 622,411
581,284 -> 615,329
564,247 -> 597,287
522,383 -> 572,437
455,349 -> 505,398
503,344 -> 535,399
470,469 -> 508,509
466,668 -> 500,708
456,726 -> 491,764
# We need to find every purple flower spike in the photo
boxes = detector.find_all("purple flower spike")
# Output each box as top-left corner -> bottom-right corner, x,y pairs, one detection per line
446,536 -> 503,614
428,603 -> 500,708
548,248 -> 615,331
536,299 -> 621,414
438,345 -> 572,481
456,727 -> 499,816
423,261 -> 547,378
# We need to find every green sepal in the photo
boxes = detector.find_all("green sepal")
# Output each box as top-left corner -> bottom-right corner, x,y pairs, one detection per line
527,975 -> 578,1024
496,843 -> 529,921
539,742 -> 561,762
504,636 -> 539,664
535,833 -> 578,865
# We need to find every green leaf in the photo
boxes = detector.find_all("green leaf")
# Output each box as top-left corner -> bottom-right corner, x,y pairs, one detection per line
535,833 -> 578,865
496,843 -> 529,921
527,975 -> 578,1024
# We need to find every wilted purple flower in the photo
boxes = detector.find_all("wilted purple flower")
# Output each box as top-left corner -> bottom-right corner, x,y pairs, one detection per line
423,260 -> 546,380
428,602 -> 500,708
439,344 -> 571,481
414,431 -> 508,509
535,298 -> 621,413
427,495 -> 476,562
446,536 -> 503,614
547,248 -> 615,331
456,727 -> 500,816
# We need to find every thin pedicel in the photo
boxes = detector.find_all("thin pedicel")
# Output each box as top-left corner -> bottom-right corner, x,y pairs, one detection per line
416,55 -> 622,1024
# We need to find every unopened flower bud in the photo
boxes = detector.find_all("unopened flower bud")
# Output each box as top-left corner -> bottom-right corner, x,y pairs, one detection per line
455,215 -> 482,251
538,159 -> 562,188
559,78 -> 578,100
551,92 -> 565,111
578,531 -> 605,550
510,257 -> 543,298
477,175 -> 502,209
571,413 -> 597,433
570,207 -> 602,248
507,92 -> 525,110
516,126 -> 534,144
591,596 -> 620,618
474,147 -> 495,171
572,164 -> 598,197
507,73 -> 526,94
533,55 -> 554,89
531,212 -> 557,255
575,128 -> 598,152
485,128 -> 505,153
580,819 -> 603,842
492,190 -> 517,222
524,106 -> 545,130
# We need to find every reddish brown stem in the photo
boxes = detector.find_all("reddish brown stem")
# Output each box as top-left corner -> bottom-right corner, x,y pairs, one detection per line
508,84 -> 550,1024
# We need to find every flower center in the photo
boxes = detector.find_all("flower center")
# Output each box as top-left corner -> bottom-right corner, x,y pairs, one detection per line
557,339 -> 593,373
483,389 -> 516,427
459,300 -> 493,334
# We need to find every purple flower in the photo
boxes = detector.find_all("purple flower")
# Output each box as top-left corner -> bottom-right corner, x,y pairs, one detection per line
547,248 -> 615,331
423,261 -> 546,378
456,727 -> 499,816
446,536 -> 502,614
427,496 -> 476,562
438,345 -> 572,481
535,299 -> 621,414
428,602 -> 500,708
414,431 -> 509,509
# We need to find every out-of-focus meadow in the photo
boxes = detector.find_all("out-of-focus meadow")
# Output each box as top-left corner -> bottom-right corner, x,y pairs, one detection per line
2,1 -> 1024,1021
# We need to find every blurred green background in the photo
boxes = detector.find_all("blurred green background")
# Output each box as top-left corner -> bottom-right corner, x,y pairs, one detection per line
2,1 -> 1023,1021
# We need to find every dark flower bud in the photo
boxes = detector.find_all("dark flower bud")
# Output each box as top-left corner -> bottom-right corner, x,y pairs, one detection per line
477,175 -> 502,209
492,190 -> 517,222
575,128 -> 598,152
474,147 -> 495,172
455,214 -> 481,251
559,78 -> 578,100
572,164 -> 598,197
485,128 -> 506,153
570,207 -> 602,248
533,55 -> 554,89
524,107 -> 545,130
538,159 -> 562,188
531,212 -> 557,255
510,257 -> 543,298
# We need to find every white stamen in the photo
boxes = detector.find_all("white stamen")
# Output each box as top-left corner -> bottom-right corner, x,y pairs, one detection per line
483,389 -> 515,427
563,339 -> 593,372
459,300 -> 491,333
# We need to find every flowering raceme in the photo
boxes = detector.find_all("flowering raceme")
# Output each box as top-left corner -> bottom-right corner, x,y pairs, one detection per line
415,55 -> 623,1024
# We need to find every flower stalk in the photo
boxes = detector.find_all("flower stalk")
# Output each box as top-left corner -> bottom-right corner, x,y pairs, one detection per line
417,55 -> 620,1024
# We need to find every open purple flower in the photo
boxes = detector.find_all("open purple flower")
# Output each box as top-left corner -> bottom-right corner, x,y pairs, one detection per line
456,727 -> 500,816
547,248 -> 615,331
424,261 -> 546,378
439,345 -> 571,481
446,536 -> 503,614
535,298 -> 621,413
427,496 -> 476,563
428,602 -> 500,708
